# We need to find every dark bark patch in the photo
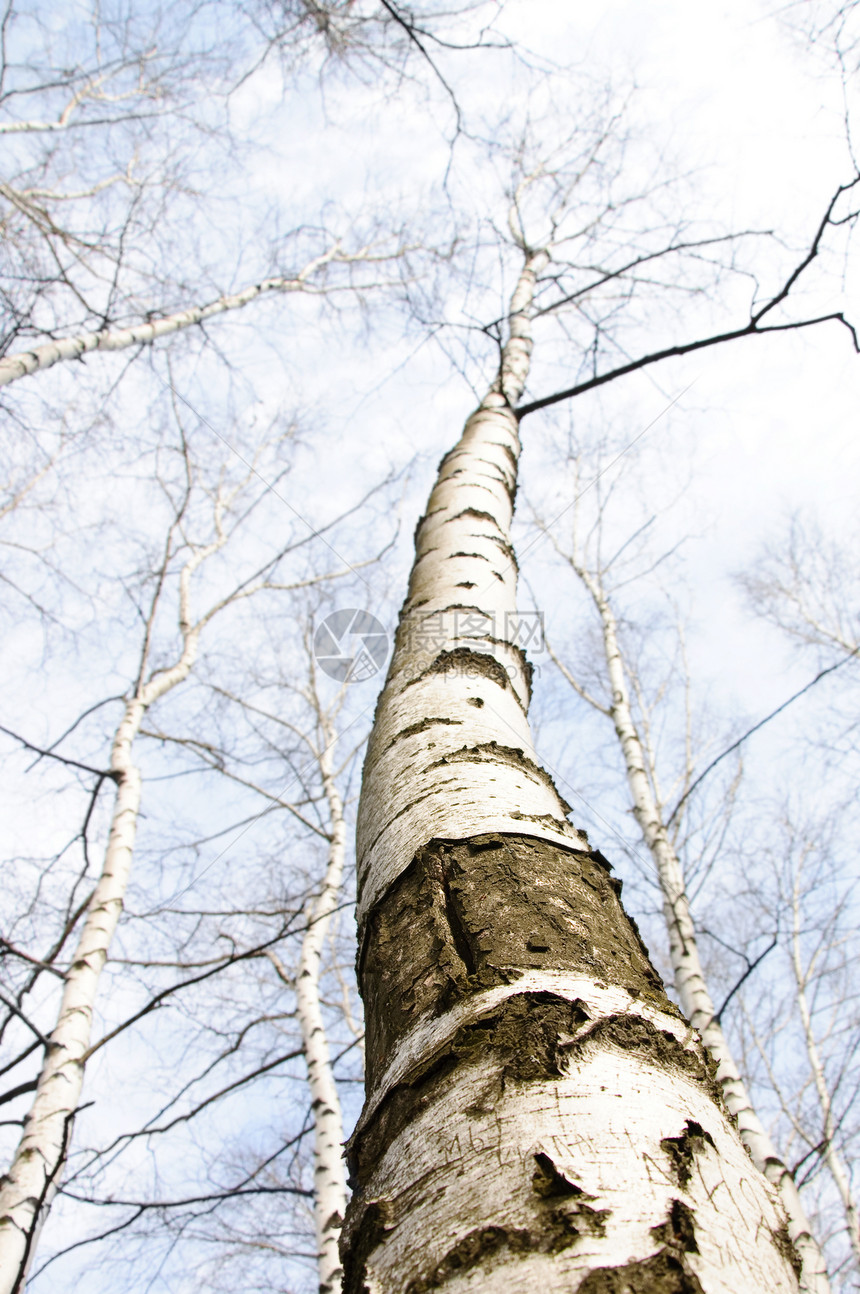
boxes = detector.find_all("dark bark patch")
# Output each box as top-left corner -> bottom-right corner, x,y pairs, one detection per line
577,1249 -> 706,1294
340,1195 -> 396,1294
404,1225 -> 530,1292
450,550 -> 492,562
532,1153 -> 610,1238
383,716 -> 463,753
440,867 -> 478,977
448,507 -> 497,524
358,835 -> 672,1087
548,1200 -> 609,1242
651,1199 -> 699,1254
421,646 -> 512,693
510,809 -> 572,831
770,1218 -> 803,1280
358,847 -> 473,1079
660,1121 -> 716,1189
403,1207 -> 596,1294
479,991 -> 587,1082
402,633 -> 534,703
532,1152 -> 583,1199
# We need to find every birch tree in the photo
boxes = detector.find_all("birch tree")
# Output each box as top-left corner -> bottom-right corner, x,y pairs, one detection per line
337,147 -> 852,1290
69,610 -> 372,1294
293,701 -> 349,1294
2,9 -> 858,1290
736,520 -> 860,1285
786,836 -> 860,1284
740,518 -> 860,669
0,417 -> 366,1293
0,0 -> 501,392
0,242 -> 416,391
718,809 -> 860,1293
243,649 -> 357,1294
531,468 -> 828,1289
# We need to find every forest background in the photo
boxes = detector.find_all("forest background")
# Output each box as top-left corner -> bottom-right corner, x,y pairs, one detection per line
0,0 -> 859,1290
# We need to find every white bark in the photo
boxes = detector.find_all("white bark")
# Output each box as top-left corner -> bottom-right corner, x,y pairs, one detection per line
354,977 -> 800,1294
345,241 -> 805,1292
791,877 -> 860,1273
296,718 -> 348,1294
357,250 -> 588,932
0,242 -> 385,390
568,565 -> 829,1293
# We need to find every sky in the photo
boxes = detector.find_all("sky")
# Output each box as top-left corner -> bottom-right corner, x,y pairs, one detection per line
3,1 -> 860,1288
112,0 -> 860,944
228,0 -> 860,711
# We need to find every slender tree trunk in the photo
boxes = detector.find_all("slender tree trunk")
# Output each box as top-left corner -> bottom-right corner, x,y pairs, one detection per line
0,279 -> 297,388
573,573 -> 829,1293
297,721 -> 348,1294
790,879 -> 860,1274
0,637 -> 199,1294
0,243 -> 357,389
341,251 -> 805,1292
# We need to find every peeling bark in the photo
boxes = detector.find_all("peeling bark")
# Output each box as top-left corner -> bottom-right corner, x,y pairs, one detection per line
343,244 -> 805,1291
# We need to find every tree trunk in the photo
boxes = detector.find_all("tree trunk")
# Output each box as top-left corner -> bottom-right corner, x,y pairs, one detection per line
790,874 -> 860,1275
0,699 -> 145,1293
574,571 -> 829,1293
297,722 -> 349,1294
0,630 -> 200,1294
340,251 -> 806,1292
0,243 -> 356,390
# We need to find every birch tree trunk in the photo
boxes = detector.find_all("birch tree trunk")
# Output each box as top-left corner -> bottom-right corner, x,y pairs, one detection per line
0,527 -> 216,1292
0,243 -> 392,390
296,710 -> 349,1294
341,250 -> 806,1292
561,567 -> 829,1293
0,675 -> 194,1292
0,421 -> 370,1288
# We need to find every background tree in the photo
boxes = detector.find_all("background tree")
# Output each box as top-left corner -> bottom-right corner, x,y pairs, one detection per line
0,398 -> 379,1291
0,4 -> 508,1286
530,445 -> 827,1288
734,518 -> 860,1287
751,815 -> 860,1285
